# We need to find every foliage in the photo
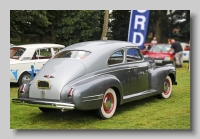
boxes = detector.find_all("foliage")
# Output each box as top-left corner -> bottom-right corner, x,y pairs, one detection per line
10,10 -> 190,45
110,10 -> 190,43
54,10 -> 104,46
110,10 -> 131,41
10,10 -> 51,39
10,10 -> 104,46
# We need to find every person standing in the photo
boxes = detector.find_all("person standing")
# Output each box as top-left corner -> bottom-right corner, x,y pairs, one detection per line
168,38 -> 171,44
151,37 -> 157,46
168,39 -> 183,68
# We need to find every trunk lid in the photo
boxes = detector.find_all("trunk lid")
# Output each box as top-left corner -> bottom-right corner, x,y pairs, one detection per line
29,59 -> 86,100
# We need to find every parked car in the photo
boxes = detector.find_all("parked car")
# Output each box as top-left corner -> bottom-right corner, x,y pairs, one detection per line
141,43 -> 153,55
180,42 -> 190,61
144,44 -> 175,66
10,43 -> 65,85
12,40 -> 177,119
10,43 -> 15,48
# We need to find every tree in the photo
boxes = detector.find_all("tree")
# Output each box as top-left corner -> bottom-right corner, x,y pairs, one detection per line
110,10 -> 131,41
100,10 -> 109,40
10,10 -> 51,42
10,10 -> 104,45
54,10 -> 104,46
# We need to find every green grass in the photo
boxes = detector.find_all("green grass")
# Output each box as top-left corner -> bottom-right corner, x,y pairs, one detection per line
10,62 -> 190,129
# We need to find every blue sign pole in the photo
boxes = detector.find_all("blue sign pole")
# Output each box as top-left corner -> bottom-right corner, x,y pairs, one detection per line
31,65 -> 34,78
128,10 -> 150,50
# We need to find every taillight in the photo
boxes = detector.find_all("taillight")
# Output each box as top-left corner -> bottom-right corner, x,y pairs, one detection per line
184,47 -> 190,51
184,46 -> 190,51
20,84 -> 26,94
68,88 -> 74,98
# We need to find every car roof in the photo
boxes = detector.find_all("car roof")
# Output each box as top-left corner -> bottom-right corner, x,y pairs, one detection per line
57,40 -> 140,74
14,43 -> 65,49
63,40 -> 138,52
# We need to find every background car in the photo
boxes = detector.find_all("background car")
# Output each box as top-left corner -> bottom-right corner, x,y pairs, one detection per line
12,40 -> 177,119
141,43 -> 153,55
144,43 -> 175,66
10,43 -> 15,48
180,42 -> 190,61
10,43 -> 65,85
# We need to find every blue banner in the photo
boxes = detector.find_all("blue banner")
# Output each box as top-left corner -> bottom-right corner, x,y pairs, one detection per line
128,10 -> 150,50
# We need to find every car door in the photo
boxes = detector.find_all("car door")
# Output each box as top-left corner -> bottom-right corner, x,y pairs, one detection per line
107,49 -> 132,97
126,47 -> 149,95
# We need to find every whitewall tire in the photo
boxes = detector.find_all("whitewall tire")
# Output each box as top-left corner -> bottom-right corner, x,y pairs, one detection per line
160,76 -> 172,99
96,88 -> 117,119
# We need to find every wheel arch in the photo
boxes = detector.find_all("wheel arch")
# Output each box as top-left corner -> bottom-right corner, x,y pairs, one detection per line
110,86 -> 122,106
70,74 -> 123,110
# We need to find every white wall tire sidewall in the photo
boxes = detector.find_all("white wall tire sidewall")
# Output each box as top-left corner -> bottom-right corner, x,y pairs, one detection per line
162,76 -> 172,99
100,88 -> 117,119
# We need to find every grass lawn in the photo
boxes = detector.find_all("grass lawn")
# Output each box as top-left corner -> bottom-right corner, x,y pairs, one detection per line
10,62 -> 190,129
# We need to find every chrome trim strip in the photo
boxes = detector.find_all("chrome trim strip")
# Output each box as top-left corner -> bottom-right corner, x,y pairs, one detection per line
71,64 -> 148,86
12,98 -> 75,110
71,68 -> 131,86
82,94 -> 104,99
106,48 -> 126,67
123,89 -> 156,100
82,98 -> 103,102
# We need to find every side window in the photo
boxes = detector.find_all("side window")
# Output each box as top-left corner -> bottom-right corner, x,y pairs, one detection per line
32,48 -> 52,60
127,48 -> 142,62
108,50 -> 124,65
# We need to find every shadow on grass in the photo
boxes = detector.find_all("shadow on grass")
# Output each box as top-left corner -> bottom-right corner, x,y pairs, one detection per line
10,83 -> 19,88
25,95 -> 160,125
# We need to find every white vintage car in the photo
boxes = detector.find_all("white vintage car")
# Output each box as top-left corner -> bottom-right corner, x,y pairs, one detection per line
10,43 -> 65,85
180,42 -> 190,62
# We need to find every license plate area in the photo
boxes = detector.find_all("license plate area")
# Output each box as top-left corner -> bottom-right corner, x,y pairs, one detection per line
154,60 -> 162,63
37,80 -> 50,89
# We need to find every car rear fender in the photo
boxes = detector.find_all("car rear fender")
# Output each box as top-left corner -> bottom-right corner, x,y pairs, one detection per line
17,79 -> 33,98
60,74 -> 123,110
150,65 -> 176,94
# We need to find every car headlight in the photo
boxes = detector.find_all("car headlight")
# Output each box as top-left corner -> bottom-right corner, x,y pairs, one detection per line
164,57 -> 172,61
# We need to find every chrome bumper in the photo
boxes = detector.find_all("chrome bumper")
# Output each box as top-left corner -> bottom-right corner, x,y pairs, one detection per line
12,98 -> 75,111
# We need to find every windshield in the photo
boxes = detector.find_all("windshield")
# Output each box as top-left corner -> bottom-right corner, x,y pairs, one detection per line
10,47 -> 26,59
53,50 -> 91,59
151,44 -> 171,52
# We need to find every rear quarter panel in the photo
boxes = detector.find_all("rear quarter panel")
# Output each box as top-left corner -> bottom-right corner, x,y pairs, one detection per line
149,65 -> 176,94
61,74 -> 123,110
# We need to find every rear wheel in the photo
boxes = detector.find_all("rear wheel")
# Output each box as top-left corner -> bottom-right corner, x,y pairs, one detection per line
18,72 -> 32,86
96,88 -> 117,119
159,76 -> 172,99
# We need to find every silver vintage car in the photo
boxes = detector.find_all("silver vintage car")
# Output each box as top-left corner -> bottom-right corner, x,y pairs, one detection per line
12,40 -> 177,119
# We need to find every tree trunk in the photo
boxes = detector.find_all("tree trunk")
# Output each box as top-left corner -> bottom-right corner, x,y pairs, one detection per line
100,10 -> 109,40
155,11 -> 162,43
169,10 -> 174,38
40,34 -> 46,43
21,29 -> 25,42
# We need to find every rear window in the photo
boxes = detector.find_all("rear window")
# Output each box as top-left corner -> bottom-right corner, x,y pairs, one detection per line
10,47 -> 26,59
53,50 -> 90,59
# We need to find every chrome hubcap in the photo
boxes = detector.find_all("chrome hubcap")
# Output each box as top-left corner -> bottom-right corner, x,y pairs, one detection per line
164,80 -> 170,94
22,74 -> 31,84
103,93 -> 114,113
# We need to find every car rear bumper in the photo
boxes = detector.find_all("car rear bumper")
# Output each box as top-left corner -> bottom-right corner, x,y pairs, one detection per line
12,98 -> 75,111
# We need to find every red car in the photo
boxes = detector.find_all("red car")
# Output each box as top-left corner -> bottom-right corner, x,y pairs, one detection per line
141,43 -> 153,55
143,44 -> 175,65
